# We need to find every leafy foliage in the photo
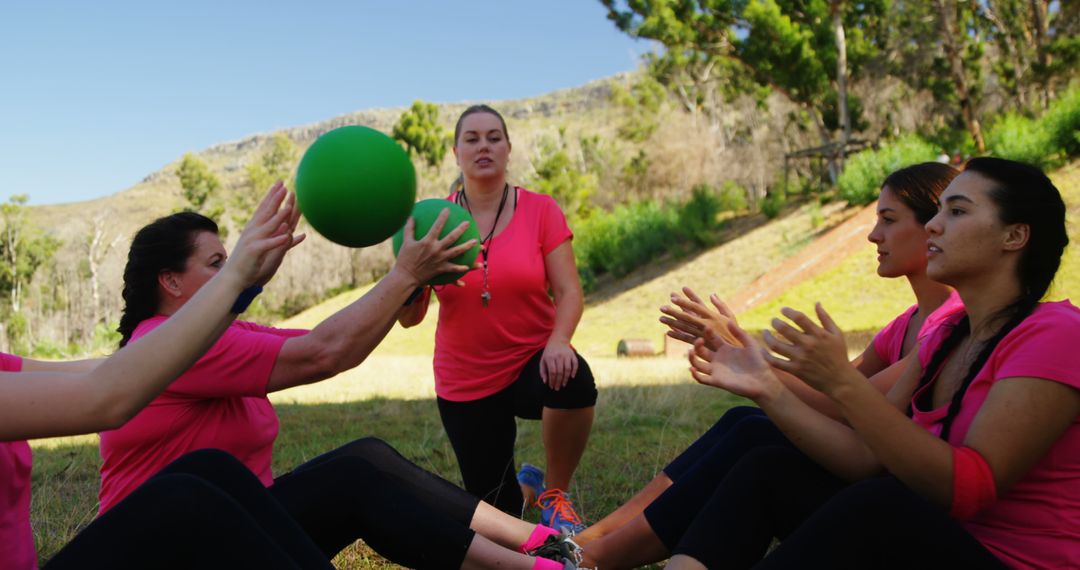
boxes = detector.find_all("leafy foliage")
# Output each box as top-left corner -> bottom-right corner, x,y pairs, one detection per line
392,101 -> 449,169
837,136 -> 938,204
240,133 -> 298,225
175,153 -> 226,223
529,128 -> 598,220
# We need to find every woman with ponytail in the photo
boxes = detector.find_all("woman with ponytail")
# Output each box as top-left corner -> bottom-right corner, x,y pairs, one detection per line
661,158 -> 1078,569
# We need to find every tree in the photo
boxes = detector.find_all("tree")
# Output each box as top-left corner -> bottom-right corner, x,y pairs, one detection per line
392,101 -> 449,168
934,0 -> 986,152
176,152 -> 221,211
530,128 -> 598,220
0,195 -> 59,313
240,133 -> 298,224
84,211 -> 122,325
601,0 -> 887,183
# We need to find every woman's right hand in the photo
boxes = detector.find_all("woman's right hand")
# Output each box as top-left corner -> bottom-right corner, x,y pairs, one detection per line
394,208 -> 477,286
225,181 -> 303,288
660,287 -> 742,349
689,323 -> 782,403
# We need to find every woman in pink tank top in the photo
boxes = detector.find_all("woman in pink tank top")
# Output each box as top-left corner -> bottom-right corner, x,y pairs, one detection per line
670,158 -> 1078,568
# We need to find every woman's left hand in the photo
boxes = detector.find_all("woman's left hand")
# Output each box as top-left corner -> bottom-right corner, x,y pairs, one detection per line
761,303 -> 852,395
541,340 -> 578,391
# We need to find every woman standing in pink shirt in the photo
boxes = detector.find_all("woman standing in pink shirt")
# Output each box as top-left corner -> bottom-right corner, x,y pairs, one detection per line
399,105 -> 596,532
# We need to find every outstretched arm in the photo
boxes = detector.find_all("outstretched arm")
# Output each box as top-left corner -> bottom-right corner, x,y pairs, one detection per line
0,183 -> 300,440
267,209 -> 477,392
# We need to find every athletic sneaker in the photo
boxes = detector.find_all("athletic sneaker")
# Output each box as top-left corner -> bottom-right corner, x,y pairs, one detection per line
527,529 -> 585,566
517,463 -> 546,507
537,488 -> 586,535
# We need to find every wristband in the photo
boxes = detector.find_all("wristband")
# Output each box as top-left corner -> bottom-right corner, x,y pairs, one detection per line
402,286 -> 424,307
231,285 -> 263,314
950,446 -> 997,520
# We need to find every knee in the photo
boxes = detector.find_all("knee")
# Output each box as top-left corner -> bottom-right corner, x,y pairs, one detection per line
337,437 -> 397,461
159,448 -> 247,478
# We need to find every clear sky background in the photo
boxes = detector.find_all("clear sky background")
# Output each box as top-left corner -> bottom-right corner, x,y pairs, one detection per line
0,1 -> 647,205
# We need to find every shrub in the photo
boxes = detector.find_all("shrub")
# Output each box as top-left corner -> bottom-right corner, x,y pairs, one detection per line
1043,87 -> 1080,159
985,112 -> 1057,167
678,184 -> 723,247
838,136 -> 937,205
760,192 -> 785,219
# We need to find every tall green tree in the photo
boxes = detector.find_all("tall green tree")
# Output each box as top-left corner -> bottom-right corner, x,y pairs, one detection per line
602,0 -> 887,182
530,128 -> 598,220
176,152 -> 221,210
239,133 -> 298,224
0,195 -> 60,313
392,101 -> 449,169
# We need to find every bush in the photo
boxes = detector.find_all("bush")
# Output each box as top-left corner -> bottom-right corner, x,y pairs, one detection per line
760,192 -> 785,219
1043,87 -> 1080,159
574,186 -> 739,290
717,180 -> 749,212
838,136 -> 938,205
985,112 -> 1057,167
678,184 -> 723,247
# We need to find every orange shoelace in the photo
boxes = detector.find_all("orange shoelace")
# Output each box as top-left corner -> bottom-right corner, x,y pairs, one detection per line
536,488 -> 582,525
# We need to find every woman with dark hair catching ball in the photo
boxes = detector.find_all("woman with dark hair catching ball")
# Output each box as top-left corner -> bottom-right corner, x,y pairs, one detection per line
399,104 -> 597,532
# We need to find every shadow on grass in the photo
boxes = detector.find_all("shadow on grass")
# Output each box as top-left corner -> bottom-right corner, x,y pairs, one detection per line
32,383 -> 748,569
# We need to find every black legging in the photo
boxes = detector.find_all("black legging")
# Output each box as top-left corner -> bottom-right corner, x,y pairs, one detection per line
645,406 -> 792,549
437,348 -> 597,514
45,449 -> 331,570
672,447 -> 1007,569
269,437 -> 480,566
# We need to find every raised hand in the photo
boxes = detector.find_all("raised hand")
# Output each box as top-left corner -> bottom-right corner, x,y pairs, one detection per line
688,324 -> 781,401
761,303 -> 851,395
394,208 -> 478,286
225,181 -> 302,288
660,287 -> 742,349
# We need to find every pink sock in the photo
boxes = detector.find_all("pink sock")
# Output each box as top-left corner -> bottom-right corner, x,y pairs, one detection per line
532,558 -> 563,570
519,524 -> 560,553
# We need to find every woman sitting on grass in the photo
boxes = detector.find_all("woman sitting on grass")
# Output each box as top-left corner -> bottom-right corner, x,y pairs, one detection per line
571,162 -> 964,568
93,186 -> 601,569
2,185 -> 337,569
671,157 -> 1078,568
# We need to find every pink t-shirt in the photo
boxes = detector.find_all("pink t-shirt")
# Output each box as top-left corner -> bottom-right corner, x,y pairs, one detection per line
98,318 -> 307,513
0,354 -> 35,570
433,187 -> 573,401
912,301 -> 1080,569
872,290 -> 964,364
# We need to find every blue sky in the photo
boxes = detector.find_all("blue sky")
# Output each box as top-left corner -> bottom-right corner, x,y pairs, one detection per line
0,1 -> 648,205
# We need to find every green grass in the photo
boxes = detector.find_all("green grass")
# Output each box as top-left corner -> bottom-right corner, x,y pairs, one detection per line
29,160 -> 1080,568
31,357 -> 741,568
740,160 -> 1080,337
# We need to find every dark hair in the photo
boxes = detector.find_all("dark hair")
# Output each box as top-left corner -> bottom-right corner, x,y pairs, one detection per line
453,104 -> 510,146
882,162 -> 959,224
117,212 -> 219,347
912,157 -> 1068,440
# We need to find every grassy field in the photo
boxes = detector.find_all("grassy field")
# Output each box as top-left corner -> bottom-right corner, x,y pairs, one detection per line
28,160 -> 1080,567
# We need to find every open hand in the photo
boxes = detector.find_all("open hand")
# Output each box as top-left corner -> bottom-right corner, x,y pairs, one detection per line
689,323 -> 780,401
660,287 -> 741,349
395,208 -> 478,286
761,303 -> 851,395
227,181 -> 302,287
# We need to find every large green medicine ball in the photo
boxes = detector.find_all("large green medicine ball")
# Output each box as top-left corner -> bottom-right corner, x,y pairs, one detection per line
392,199 -> 481,285
295,126 -> 416,247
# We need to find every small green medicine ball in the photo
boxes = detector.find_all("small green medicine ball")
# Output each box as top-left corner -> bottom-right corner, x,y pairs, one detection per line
295,126 -> 416,247
392,199 -> 481,285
